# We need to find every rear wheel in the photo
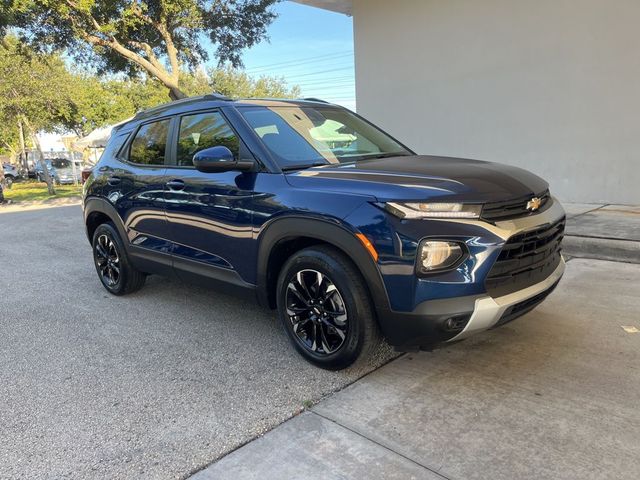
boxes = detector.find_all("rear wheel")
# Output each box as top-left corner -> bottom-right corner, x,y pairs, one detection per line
92,222 -> 146,295
277,245 -> 380,370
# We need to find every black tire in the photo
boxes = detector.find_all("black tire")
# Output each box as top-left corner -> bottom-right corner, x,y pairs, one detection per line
276,245 -> 380,370
92,222 -> 146,295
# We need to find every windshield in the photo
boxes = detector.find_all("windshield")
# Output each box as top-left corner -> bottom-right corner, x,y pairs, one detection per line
238,105 -> 411,169
50,159 -> 71,169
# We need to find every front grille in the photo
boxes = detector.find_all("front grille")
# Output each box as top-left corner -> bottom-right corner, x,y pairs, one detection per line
485,217 -> 565,297
482,190 -> 551,222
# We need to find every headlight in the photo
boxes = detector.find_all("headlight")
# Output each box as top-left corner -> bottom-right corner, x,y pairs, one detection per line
385,202 -> 482,219
417,240 -> 466,273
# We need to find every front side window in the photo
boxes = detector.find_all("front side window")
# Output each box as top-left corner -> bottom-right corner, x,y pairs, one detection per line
129,119 -> 170,165
238,105 -> 411,169
176,111 -> 240,167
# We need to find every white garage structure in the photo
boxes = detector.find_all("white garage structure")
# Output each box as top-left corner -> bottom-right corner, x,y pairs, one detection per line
294,0 -> 640,204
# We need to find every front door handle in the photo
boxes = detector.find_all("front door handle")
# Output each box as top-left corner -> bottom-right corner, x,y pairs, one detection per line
166,179 -> 185,191
107,175 -> 121,186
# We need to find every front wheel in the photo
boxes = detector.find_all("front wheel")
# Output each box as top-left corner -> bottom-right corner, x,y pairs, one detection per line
277,245 -> 380,370
92,222 -> 146,295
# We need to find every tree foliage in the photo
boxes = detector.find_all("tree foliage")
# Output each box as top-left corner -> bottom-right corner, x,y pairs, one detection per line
180,66 -> 301,98
4,0 -> 279,99
0,37 -> 73,192
0,37 -> 76,133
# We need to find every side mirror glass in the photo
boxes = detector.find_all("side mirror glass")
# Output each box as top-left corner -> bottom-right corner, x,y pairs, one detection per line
192,146 -> 254,173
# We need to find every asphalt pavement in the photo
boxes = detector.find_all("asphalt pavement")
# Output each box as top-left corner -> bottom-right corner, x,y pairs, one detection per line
0,204 -> 394,479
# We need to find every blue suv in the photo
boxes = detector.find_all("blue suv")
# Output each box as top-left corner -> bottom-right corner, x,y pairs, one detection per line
83,95 -> 565,370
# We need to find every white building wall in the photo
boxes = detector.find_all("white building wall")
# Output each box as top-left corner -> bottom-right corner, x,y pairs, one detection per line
352,0 -> 640,204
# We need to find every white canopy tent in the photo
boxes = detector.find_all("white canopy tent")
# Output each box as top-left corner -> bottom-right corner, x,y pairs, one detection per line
74,117 -> 133,148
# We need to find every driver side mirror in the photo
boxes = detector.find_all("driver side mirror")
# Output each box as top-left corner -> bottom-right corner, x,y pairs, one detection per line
192,146 -> 255,173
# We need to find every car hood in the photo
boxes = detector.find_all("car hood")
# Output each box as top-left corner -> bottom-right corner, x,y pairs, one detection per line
284,155 -> 549,203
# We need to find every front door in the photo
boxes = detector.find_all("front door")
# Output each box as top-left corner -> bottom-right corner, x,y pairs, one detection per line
163,110 -> 256,286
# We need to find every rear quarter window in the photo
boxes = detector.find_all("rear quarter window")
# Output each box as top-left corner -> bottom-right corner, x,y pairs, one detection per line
100,130 -> 132,163
128,119 -> 170,165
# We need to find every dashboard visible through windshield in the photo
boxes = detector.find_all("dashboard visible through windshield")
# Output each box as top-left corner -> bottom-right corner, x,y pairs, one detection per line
238,105 -> 412,170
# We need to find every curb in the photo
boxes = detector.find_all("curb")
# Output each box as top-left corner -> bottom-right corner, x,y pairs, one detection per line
0,196 -> 82,213
563,235 -> 640,264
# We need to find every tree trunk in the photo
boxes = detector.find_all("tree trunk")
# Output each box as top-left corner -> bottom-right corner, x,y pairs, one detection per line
18,120 -> 28,172
22,117 -> 56,195
168,86 -> 187,101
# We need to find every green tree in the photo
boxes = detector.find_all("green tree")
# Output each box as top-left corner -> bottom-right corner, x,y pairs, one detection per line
65,75 -> 168,136
0,38 -> 77,193
180,66 -> 301,98
4,0 -> 279,100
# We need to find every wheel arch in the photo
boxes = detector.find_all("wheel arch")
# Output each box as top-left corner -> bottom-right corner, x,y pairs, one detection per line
84,197 -> 128,245
256,217 -> 390,316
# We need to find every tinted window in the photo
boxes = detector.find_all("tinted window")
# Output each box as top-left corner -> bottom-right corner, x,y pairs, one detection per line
176,111 -> 240,167
101,131 -> 131,162
129,119 -> 170,165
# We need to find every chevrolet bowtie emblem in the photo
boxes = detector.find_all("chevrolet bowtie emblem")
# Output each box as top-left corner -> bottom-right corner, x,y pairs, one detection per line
526,197 -> 542,211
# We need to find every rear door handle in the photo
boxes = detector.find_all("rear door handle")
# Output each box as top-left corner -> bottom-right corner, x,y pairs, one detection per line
107,175 -> 121,186
166,179 -> 185,191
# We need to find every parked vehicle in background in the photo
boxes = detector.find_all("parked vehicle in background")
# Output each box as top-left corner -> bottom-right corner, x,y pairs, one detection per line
83,95 -> 566,370
35,158 -> 82,184
2,163 -> 19,187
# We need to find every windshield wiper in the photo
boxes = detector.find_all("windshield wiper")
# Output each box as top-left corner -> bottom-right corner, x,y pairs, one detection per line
281,162 -> 330,172
367,152 -> 411,160
343,152 -> 411,162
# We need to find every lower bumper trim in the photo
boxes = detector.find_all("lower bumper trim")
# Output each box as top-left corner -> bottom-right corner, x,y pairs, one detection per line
448,258 -> 566,341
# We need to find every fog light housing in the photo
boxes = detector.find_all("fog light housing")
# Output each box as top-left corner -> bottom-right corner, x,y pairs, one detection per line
417,240 -> 466,273
442,314 -> 471,333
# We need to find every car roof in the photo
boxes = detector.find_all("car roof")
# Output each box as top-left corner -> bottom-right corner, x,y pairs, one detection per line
131,94 -> 337,123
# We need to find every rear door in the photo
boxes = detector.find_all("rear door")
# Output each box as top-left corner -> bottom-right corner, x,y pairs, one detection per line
163,109 -> 256,285
105,117 -> 174,274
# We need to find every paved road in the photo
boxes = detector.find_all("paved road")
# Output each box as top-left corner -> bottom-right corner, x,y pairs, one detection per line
0,205 -> 394,479
196,258 -> 640,480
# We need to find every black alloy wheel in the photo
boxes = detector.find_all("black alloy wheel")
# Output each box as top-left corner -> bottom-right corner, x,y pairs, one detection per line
285,269 -> 349,355
95,233 -> 121,289
277,245 -> 380,370
92,222 -> 146,295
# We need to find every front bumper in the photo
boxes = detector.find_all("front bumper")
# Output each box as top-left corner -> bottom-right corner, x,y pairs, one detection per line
376,198 -> 566,350
447,258 -> 565,341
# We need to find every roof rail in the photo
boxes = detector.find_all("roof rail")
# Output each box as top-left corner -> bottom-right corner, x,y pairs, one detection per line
301,97 -> 329,103
204,92 -> 232,101
133,93 -> 233,119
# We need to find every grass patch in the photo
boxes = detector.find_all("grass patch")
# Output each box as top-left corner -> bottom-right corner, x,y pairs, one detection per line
3,181 -> 82,203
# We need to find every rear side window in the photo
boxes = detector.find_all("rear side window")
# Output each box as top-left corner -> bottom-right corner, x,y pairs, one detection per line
99,131 -> 130,162
176,111 -> 240,167
129,119 -> 170,165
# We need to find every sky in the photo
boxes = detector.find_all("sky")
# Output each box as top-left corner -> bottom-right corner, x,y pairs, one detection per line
227,2 -> 356,110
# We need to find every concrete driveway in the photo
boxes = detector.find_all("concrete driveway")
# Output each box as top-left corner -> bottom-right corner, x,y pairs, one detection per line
0,205 -> 393,479
195,257 -> 640,479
